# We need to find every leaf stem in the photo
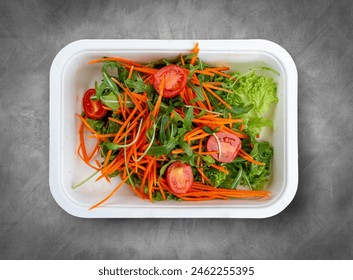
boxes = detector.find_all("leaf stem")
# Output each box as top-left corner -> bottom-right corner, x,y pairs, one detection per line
72,170 -> 99,189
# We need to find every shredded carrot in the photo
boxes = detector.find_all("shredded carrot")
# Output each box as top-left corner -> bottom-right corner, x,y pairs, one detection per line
210,164 -> 229,174
171,145 -> 199,155
187,132 -> 210,142
128,65 -> 134,79
207,69 -> 232,79
204,84 -> 234,94
180,53 -> 185,65
220,126 -> 249,139
238,149 -> 265,166
197,168 -> 213,185
88,141 -> 100,161
89,176 -> 129,210
102,106 -> 114,111
194,69 -> 215,76
190,42 -> 199,65
192,118 -> 242,125
203,86 -> 232,109
76,114 -> 98,134
127,66 -> 158,75
205,67 -> 230,71
117,94 -> 126,119
201,87 -> 212,111
143,74 -> 153,84
88,57 -> 143,67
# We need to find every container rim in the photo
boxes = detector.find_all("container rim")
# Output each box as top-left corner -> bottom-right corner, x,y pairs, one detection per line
49,39 -> 298,218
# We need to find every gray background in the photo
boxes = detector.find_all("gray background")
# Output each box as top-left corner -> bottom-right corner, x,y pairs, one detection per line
1,0 -> 352,259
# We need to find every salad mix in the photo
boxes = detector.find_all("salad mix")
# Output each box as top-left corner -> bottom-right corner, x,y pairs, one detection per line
74,43 -> 278,209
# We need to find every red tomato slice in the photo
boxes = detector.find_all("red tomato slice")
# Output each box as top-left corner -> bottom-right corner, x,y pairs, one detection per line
153,65 -> 188,98
82,89 -> 107,120
166,162 -> 194,194
206,132 -> 242,163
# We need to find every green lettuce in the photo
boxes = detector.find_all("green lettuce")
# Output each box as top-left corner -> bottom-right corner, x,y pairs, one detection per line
223,68 -> 278,135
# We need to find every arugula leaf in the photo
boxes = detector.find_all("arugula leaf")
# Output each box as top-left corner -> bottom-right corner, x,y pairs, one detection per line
125,77 -> 154,94
227,104 -> 254,116
102,61 -> 128,83
100,92 -> 134,111
85,118 -> 105,133
187,81 -> 205,102
99,92 -> 120,111
102,116 -> 121,134
102,71 -> 119,94
183,106 -> 194,131
101,142 -> 121,151
178,140 -> 193,156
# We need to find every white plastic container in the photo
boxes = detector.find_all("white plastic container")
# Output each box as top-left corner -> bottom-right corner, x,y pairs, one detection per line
49,40 -> 298,218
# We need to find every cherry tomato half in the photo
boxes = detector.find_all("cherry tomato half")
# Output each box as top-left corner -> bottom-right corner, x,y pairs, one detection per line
166,162 -> 194,194
206,132 -> 242,163
82,89 -> 107,120
153,65 -> 188,98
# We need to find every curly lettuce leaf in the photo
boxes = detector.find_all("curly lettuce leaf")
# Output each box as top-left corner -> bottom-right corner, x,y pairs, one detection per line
244,141 -> 273,190
223,69 -> 278,135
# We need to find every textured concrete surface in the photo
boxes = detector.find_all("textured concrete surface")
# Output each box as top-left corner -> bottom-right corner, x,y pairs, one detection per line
1,0 -> 353,259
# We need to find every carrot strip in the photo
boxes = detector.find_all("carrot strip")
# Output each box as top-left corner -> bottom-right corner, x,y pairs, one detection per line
76,114 -> 98,134
128,65 -> 134,79
180,53 -> 185,66
117,94 -> 126,119
157,183 -> 166,200
184,127 -> 203,139
193,118 -> 242,124
190,42 -> 199,65
88,141 -> 100,161
204,82 -> 223,86
207,69 -> 232,79
196,151 -> 218,155
107,117 -> 124,125
78,123 -> 89,161
171,145 -> 199,155
238,149 -> 265,166
210,164 -> 229,174
89,133 -> 117,139
88,57 -> 143,67
89,176 -> 129,210
140,159 -> 155,192
112,107 -> 139,143
197,168 -> 213,185
127,66 -> 158,75
148,170 -> 153,202
194,70 -> 215,76
114,121 -> 138,144
219,126 -> 249,139
203,86 -> 232,109
143,74 -> 153,84
201,87 -> 212,111
204,84 -> 234,94
205,67 -> 230,71
128,184 -> 148,200
102,106 -> 114,111
187,132 -> 210,142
